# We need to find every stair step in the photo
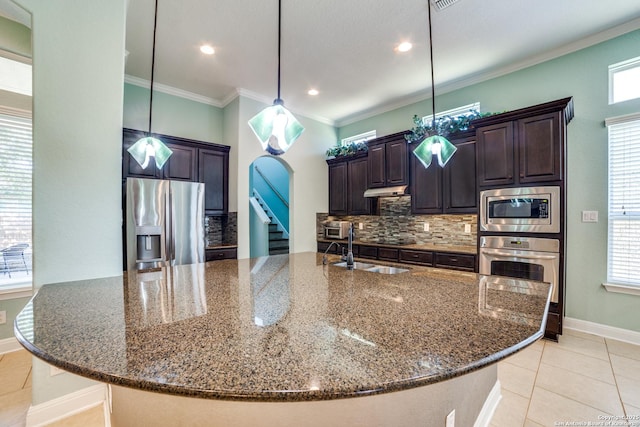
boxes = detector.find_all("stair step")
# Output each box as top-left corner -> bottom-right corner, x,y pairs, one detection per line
269,239 -> 289,249
269,248 -> 289,255
269,231 -> 283,239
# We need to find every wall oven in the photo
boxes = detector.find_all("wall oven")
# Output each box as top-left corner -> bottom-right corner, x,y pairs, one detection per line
479,186 -> 560,233
479,236 -> 559,303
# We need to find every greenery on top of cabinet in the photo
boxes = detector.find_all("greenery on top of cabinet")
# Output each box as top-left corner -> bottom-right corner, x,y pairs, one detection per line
405,110 -> 500,143
326,141 -> 368,159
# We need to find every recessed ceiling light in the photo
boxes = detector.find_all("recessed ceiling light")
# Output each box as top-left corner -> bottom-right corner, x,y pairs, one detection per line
200,45 -> 215,55
397,42 -> 412,53
308,89 -> 319,96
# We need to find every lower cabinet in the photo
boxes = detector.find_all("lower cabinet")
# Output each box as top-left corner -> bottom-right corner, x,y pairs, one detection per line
205,247 -> 237,262
318,242 -> 477,272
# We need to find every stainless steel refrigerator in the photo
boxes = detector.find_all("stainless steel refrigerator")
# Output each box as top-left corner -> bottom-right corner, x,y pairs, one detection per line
125,177 -> 205,271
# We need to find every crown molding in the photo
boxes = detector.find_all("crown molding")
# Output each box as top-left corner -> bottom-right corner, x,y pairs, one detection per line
124,75 -> 223,107
335,17 -> 640,127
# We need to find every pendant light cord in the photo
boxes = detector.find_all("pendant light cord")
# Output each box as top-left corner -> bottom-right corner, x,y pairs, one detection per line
276,0 -> 282,102
427,0 -> 436,130
148,0 -> 159,135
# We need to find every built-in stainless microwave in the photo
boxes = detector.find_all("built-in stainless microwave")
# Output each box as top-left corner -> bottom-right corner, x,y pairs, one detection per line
479,186 -> 560,233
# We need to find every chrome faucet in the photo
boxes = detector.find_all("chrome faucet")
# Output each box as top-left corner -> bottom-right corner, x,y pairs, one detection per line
346,223 -> 354,270
322,241 -> 342,265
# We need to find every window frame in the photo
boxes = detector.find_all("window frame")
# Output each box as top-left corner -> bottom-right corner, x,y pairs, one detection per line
603,112 -> 640,296
341,130 -> 376,147
608,56 -> 640,105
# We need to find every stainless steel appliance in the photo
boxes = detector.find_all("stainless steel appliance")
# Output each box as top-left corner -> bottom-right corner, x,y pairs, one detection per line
479,186 -> 560,233
324,221 -> 350,239
126,177 -> 205,271
479,236 -> 559,303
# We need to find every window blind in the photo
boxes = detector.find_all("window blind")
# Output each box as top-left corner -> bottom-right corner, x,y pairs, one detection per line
607,115 -> 640,286
0,111 -> 32,252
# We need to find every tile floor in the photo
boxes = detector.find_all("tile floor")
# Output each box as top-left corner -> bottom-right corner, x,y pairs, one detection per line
1,328 -> 639,427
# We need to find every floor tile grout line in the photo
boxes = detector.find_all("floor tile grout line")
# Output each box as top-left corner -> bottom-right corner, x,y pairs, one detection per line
605,338 -> 631,420
521,338 -> 546,427
21,366 -> 31,390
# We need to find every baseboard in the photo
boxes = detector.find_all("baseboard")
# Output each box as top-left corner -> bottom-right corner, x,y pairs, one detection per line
0,336 -> 22,354
26,384 -> 110,427
474,380 -> 502,427
564,317 -> 640,345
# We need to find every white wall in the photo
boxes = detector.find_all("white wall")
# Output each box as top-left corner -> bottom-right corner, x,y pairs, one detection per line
16,0 -> 127,405
236,97 -> 336,259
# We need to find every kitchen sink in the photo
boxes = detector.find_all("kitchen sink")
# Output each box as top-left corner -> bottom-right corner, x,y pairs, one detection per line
333,261 -> 410,274
333,261 -> 376,269
364,266 -> 410,274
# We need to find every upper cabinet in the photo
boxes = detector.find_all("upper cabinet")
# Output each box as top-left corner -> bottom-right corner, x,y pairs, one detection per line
327,152 -> 371,216
410,132 -> 477,214
475,97 -> 573,187
122,128 -> 230,215
367,132 -> 409,188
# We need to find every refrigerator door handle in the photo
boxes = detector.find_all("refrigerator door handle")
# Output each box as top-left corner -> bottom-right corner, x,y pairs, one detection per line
166,183 -> 173,264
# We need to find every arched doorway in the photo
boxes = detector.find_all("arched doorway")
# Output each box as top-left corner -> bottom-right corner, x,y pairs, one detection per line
249,156 -> 292,258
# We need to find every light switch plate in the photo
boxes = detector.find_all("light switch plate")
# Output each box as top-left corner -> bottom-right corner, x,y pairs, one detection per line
423,223 -> 429,232
464,224 -> 471,233
0,310 -> 6,325
358,222 -> 364,230
582,210 -> 599,222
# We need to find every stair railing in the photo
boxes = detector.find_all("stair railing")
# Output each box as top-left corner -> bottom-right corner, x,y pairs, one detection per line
253,189 -> 289,239
254,165 -> 289,208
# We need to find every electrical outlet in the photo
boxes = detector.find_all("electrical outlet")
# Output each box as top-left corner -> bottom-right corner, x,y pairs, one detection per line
464,224 -> 471,233
423,223 -> 430,232
0,310 -> 6,325
446,409 -> 455,427
582,210 -> 598,222
358,222 -> 364,230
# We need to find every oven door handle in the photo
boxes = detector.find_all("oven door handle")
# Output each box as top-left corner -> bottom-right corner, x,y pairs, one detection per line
484,251 -> 558,260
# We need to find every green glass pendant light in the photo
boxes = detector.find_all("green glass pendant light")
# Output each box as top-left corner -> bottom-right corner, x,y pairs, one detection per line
412,0 -> 457,168
248,0 -> 304,156
128,0 -> 172,169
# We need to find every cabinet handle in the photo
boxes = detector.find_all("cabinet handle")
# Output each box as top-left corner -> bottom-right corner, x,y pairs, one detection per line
449,258 -> 458,262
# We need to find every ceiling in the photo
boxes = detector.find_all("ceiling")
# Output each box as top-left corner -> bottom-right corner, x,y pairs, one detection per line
3,0 -> 640,126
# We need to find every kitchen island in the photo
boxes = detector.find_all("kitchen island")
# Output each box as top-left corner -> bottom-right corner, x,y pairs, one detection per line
15,252 -> 550,426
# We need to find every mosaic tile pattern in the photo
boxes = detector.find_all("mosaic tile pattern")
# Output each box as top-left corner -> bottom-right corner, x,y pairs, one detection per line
206,212 -> 238,246
317,196 -> 477,247
14,253 -> 549,402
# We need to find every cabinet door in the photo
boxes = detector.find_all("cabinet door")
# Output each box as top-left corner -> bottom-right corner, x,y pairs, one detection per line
367,143 -> 386,188
444,137 -> 477,213
385,138 -> 408,186
518,112 -> 562,183
348,157 -> 371,215
410,145 -> 442,214
199,148 -> 228,215
122,129 -> 162,179
328,161 -> 348,216
477,122 -> 514,187
163,142 -> 198,181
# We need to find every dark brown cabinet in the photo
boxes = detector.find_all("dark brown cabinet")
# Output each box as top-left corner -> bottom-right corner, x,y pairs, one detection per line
199,148 -> 229,215
122,128 -> 230,216
328,161 -> 348,216
327,152 -> 371,216
205,247 -> 237,262
411,133 -> 477,214
367,132 -> 409,188
476,103 -> 567,187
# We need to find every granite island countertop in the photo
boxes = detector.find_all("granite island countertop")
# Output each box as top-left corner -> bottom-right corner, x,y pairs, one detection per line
15,252 -> 550,402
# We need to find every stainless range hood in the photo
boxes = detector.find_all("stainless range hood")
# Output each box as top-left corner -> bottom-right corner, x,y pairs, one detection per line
363,185 -> 408,198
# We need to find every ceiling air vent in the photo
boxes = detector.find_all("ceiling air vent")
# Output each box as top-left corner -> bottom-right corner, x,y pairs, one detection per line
431,0 -> 460,11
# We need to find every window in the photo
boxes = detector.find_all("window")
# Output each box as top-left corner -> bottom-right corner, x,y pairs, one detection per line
609,57 -> 640,104
341,130 -> 376,146
0,108 -> 32,289
606,113 -> 640,289
421,102 -> 481,124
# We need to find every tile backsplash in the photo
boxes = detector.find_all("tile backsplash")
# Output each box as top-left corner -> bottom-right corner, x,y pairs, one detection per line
206,212 -> 237,246
317,196 -> 476,247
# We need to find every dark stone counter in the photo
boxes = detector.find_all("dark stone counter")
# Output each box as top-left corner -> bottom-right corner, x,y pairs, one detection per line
15,252 -> 549,402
